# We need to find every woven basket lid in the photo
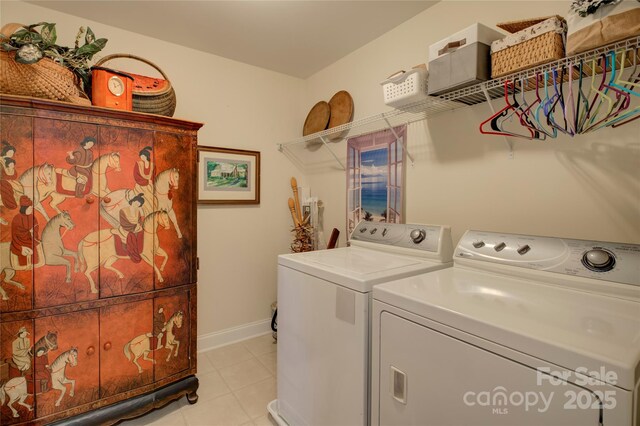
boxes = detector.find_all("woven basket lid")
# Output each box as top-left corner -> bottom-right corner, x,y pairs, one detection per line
497,15 -> 564,33
303,101 -> 330,136
327,91 -> 353,130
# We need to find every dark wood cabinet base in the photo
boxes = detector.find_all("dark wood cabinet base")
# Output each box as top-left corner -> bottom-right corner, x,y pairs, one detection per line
50,376 -> 199,426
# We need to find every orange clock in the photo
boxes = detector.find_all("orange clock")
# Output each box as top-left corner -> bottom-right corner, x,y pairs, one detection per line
91,66 -> 134,110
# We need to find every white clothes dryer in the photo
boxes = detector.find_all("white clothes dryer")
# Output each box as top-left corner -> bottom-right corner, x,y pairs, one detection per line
372,230 -> 640,426
268,221 -> 453,426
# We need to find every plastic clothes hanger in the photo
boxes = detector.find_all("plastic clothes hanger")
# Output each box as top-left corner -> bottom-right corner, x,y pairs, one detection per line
607,49 -> 640,127
546,66 -> 572,135
521,74 -> 554,138
582,55 -> 614,132
582,53 -> 631,132
515,77 -> 547,139
536,71 -> 558,138
564,64 -> 577,135
610,49 -> 640,97
574,60 -> 590,133
479,80 -> 535,139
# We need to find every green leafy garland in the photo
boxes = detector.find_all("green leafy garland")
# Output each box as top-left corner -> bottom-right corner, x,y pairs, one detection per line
1,22 -> 108,93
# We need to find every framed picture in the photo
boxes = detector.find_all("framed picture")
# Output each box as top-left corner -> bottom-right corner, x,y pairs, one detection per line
346,125 -> 406,238
197,146 -> 260,204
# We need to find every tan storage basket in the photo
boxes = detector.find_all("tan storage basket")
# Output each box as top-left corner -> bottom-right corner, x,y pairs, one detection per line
0,23 -> 90,105
94,53 -> 176,117
491,16 -> 566,78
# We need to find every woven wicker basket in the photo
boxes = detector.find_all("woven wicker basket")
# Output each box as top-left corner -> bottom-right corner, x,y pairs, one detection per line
94,54 -> 176,117
491,17 -> 566,78
0,49 -> 91,105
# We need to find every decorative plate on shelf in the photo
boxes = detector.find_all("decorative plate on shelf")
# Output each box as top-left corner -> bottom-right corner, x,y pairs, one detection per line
327,90 -> 354,140
303,101 -> 331,136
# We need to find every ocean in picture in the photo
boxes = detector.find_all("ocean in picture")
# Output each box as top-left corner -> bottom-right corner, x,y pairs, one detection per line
360,147 -> 388,219
362,181 -> 388,217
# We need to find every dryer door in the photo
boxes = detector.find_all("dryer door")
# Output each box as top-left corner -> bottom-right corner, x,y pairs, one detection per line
378,312 -> 602,426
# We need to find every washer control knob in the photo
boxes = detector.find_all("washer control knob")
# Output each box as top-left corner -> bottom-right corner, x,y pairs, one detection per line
382,228 -> 388,237
517,245 -> 531,255
582,249 -> 615,272
472,241 -> 485,249
370,228 -> 377,235
494,242 -> 506,252
359,227 -> 367,233
410,229 -> 426,244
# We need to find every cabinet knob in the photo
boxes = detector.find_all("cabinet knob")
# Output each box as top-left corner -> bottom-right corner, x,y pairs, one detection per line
86,346 -> 95,356
86,197 -> 95,204
103,342 -> 112,351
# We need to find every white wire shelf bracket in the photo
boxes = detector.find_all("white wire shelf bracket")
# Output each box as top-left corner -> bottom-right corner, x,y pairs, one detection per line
277,35 -> 640,168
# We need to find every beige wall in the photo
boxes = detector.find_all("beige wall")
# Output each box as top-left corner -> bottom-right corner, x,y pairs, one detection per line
303,0 -> 640,246
1,2 -> 305,340
3,1 -> 638,342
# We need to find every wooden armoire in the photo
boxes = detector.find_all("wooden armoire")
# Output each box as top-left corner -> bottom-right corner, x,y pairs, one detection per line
0,95 -> 201,425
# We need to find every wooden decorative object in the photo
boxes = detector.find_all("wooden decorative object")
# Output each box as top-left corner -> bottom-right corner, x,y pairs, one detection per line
302,101 -> 331,136
327,90 -> 354,140
0,94 -> 201,425
288,198 -> 300,227
290,177 -> 302,224
91,66 -> 134,111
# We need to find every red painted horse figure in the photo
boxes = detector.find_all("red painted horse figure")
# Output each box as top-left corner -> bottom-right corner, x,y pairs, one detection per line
123,310 -> 184,373
99,167 -> 182,238
17,152 -> 120,222
0,211 -> 76,300
77,210 -> 171,294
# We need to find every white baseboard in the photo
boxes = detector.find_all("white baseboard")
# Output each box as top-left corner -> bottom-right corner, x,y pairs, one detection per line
197,318 -> 272,353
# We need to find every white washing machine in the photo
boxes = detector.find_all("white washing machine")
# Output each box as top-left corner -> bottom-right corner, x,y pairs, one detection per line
268,221 -> 453,426
372,230 -> 640,426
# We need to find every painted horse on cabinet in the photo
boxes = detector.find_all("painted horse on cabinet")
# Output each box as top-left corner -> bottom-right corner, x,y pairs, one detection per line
77,210 -> 172,293
0,212 -> 77,300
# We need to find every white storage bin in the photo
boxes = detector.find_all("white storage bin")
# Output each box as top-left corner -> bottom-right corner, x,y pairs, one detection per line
427,23 -> 504,95
428,23 -> 504,62
380,68 -> 429,108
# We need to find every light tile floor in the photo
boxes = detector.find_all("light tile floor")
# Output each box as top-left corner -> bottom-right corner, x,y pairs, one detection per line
122,334 -> 278,426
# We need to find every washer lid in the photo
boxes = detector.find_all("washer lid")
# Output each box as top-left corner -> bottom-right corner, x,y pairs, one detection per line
278,247 -> 451,293
374,268 -> 640,390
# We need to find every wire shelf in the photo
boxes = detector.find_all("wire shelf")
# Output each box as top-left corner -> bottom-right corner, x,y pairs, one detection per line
278,35 -> 640,168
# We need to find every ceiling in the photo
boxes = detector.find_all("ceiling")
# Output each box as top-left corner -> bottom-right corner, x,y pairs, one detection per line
29,1 -> 438,78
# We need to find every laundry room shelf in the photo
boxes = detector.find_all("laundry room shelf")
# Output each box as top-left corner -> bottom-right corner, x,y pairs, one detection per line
278,35 -> 640,170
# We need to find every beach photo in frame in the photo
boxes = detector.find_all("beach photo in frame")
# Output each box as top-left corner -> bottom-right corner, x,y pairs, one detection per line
197,146 -> 260,204
346,125 -> 406,238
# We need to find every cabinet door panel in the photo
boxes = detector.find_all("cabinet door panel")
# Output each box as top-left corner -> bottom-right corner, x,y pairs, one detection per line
0,320 -> 35,424
0,114 -> 34,311
100,299 -> 154,398
33,118 -> 100,308
34,310 -> 99,418
154,290 -> 190,381
153,133 -> 196,289
97,126 -> 154,298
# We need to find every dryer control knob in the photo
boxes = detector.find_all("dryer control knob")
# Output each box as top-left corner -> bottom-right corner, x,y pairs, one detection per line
410,229 -> 426,244
582,249 -> 615,272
